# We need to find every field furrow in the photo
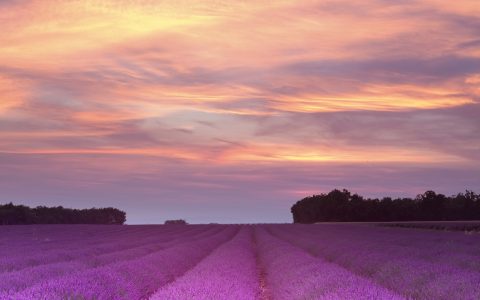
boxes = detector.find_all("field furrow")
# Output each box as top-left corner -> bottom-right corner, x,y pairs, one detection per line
269,224 -> 480,299
0,225 -> 199,272
7,226 -> 237,299
0,226 -> 219,295
2,223 -> 480,299
149,226 -> 261,300
254,226 -> 405,300
0,225 -> 227,298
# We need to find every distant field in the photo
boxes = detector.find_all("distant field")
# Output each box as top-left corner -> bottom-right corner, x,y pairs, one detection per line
1,224 -> 480,299
377,220 -> 480,232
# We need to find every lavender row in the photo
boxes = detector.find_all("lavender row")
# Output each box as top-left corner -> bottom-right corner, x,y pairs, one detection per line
150,226 -> 261,300
269,224 -> 480,299
0,226 -> 148,261
254,226 -> 404,300
0,225 -> 128,250
0,225 -> 179,256
0,225 -> 199,273
6,225 -> 238,300
0,225 -> 221,295
276,224 -> 480,272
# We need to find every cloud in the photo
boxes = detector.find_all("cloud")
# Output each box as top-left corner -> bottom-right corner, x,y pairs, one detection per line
247,103 -> 480,162
283,55 -> 480,84
461,37 -> 480,46
1,0 -> 480,222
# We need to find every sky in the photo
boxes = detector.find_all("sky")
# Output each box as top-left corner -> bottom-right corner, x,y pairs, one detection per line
1,0 -> 479,224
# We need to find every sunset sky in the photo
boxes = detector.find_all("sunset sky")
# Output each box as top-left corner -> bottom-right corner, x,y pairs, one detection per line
1,0 -> 479,224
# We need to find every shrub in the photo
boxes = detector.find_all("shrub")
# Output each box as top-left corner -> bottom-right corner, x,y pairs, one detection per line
164,219 -> 188,225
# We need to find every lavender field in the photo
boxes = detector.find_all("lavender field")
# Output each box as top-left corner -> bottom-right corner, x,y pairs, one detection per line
1,224 -> 480,300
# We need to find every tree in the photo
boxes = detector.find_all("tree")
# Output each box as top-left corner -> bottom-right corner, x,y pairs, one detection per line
291,189 -> 480,223
417,191 -> 446,220
0,203 -> 126,225
164,219 -> 188,225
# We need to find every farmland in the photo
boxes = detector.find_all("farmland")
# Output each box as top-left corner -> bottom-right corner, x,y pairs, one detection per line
1,224 -> 480,299
378,221 -> 480,232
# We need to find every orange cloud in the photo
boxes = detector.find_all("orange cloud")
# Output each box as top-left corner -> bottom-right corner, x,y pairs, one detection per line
1,0 -> 479,167
217,143 -> 467,164
0,75 -> 29,115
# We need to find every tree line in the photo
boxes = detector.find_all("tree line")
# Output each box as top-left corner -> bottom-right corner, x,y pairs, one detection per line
0,203 -> 126,225
291,189 -> 480,223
